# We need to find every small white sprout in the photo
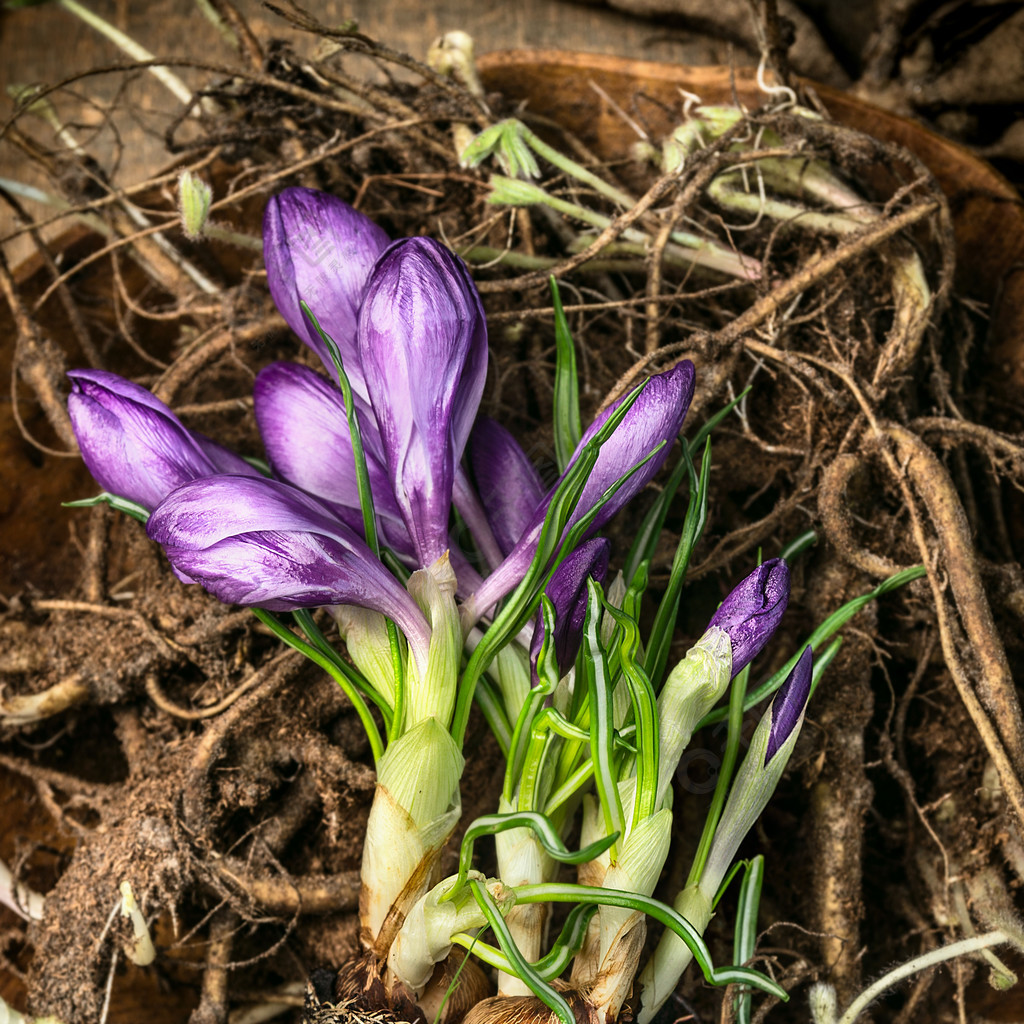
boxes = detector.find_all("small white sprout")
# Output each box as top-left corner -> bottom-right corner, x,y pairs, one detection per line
119,880 -> 156,966
808,981 -> 838,1024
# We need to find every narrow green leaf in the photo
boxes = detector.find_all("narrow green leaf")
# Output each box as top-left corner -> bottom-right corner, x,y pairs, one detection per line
644,439 -> 712,687
253,609 -> 383,764
452,381 -> 653,747
550,276 -> 582,473
452,811 -> 618,894
685,387 -> 750,457
514,883 -> 788,1000
734,856 -> 764,1024
63,492 -> 149,523
300,301 -> 406,739
584,578 -> 625,859
603,603 -> 659,826
469,880 -> 577,1024
686,661 -> 749,888
292,609 -> 393,728
450,903 -> 598,981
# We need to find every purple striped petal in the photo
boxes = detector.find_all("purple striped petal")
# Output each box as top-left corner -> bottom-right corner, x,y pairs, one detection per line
566,361 -> 695,536
253,362 -> 412,556
531,538 -> 610,680
765,646 -> 813,764
464,362 -> 694,622
147,475 -> 430,659
708,558 -> 790,675
468,417 -> 545,556
358,237 -> 488,567
263,187 -> 390,394
67,369 -> 258,511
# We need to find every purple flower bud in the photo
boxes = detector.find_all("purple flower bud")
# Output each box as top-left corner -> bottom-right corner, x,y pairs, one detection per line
565,360 -> 695,538
708,558 -> 790,675
530,538 -> 610,681
358,237 -> 488,567
463,362 -> 694,624
263,187 -> 390,393
252,362 -> 413,559
67,369 -> 258,511
765,646 -> 813,764
468,417 -> 546,557
147,475 -> 431,661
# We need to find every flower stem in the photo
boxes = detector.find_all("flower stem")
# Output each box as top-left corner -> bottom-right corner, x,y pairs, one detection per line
686,663 -> 749,888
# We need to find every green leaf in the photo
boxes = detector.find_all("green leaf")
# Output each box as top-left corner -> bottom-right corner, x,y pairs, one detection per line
603,602 -> 659,826
469,880 -> 577,1024
451,903 -> 598,981
643,439 -> 712,688
550,277 -> 582,473
686,661 -> 749,887
584,579 -> 625,859
734,856 -> 764,1024
514,882 -> 788,1000
451,811 -> 618,895
453,380 -> 653,747
63,492 -> 149,523
253,609 -> 383,764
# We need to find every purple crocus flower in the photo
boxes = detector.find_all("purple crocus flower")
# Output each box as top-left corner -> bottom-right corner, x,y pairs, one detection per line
263,187 -> 390,394
468,417 -> 546,557
358,236 -> 488,568
67,369 -> 259,511
708,558 -> 790,675
147,475 -> 431,665
252,362 -> 414,559
463,361 -> 695,625
765,646 -> 813,764
530,538 -> 610,681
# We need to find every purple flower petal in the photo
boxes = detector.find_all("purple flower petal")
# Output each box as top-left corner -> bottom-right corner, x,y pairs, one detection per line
530,538 -> 610,680
147,475 -> 431,661
67,369 -> 258,511
468,417 -> 546,556
358,237 -> 488,567
464,362 -> 695,622
708,558 -> 790,675
253,362 -> 412,556
263,187 -> 390,393
765,646 -> 813,764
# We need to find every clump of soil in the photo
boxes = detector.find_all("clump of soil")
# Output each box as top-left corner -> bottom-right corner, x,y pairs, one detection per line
1,5 -> 1023,1024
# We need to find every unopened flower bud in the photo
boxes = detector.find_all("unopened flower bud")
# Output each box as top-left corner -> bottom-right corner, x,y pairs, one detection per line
178,169 -> 213,241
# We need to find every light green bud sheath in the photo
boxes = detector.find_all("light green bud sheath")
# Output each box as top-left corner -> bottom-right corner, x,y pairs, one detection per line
334,605 -> 398,708
389,873 -> 515,991
655,627 -> 731,809
405,554 -> 461,728
360,719 -> 464,950
495,794 -> 557,996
